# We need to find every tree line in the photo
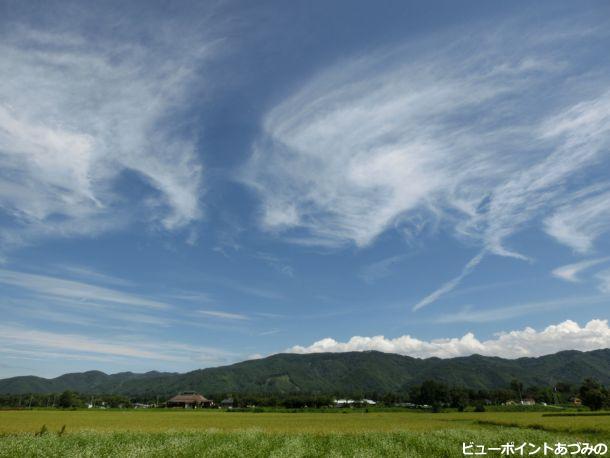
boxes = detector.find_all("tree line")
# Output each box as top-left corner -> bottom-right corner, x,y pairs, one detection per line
0,378 -> 608,410
0,392 -> 131,409
402,378 -> 609,411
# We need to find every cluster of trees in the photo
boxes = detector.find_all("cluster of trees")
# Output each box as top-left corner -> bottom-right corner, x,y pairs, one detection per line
221,394 -> 334,409
0,391 -> 131,409
403,378 -> 610,411
1,378 -> 608,410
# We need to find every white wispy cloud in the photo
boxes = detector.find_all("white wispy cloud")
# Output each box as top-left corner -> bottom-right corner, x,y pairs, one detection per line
288,319 -> 610,359
545,189 -> 610,254
199,310 -> 250,321
436,295 -> 610,324
412,252 -> 484,311
0,22 -> 215,250
0,323 -> 235,365
0,269 -> 170,310
252,251 -> 295,277
0,295 -> 256,336
242,19 -> 610,309
201,275 -> 284,300
360,255 -> 406,284
55,264 -> 135,287
552,257 -> 610,282
596,269 -> 610,294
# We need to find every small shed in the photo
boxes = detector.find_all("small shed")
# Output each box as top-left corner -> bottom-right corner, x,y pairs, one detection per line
167,391 -> 212,408
220,397 -> 235,408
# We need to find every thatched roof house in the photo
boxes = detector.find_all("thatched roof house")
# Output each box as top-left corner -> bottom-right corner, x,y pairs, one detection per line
167,391 -> 212,408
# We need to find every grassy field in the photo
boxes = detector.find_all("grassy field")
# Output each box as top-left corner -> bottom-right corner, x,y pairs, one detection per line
0,409 -> 608,457
1,409 -> 609,435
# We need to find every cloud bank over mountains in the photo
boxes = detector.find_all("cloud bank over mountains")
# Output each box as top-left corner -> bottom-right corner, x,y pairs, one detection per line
289,319 -> 610,359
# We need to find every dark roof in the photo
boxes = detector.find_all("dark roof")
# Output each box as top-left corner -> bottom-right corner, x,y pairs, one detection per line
168,392 -> 210,403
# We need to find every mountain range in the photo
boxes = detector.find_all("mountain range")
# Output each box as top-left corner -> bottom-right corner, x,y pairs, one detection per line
1,349 -> 609,396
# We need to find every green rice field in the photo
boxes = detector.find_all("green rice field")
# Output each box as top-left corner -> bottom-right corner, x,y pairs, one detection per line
0,410 -> 608,457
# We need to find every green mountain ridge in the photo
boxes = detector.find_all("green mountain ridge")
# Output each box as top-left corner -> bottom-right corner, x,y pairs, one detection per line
1,349 -> 609,396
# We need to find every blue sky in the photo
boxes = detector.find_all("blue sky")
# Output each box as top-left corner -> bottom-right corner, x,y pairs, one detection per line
1,0 -> 610,378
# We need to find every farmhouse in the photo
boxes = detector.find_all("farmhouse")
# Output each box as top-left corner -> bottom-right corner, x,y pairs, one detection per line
167,391 -> 212,408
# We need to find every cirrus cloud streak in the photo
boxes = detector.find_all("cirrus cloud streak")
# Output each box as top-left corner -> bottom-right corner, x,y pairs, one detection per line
243,19 -> 610,309
0,21 -> 217,250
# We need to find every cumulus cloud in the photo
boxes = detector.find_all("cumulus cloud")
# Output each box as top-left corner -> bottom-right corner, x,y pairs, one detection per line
242,19 -> 610,308
0,22 -> 214,250
288,319 -> 610,359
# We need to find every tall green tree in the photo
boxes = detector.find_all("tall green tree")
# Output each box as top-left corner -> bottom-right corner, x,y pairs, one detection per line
510,379 -> 523,402
579,379 -> 607,411
58,390 -> 79,408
